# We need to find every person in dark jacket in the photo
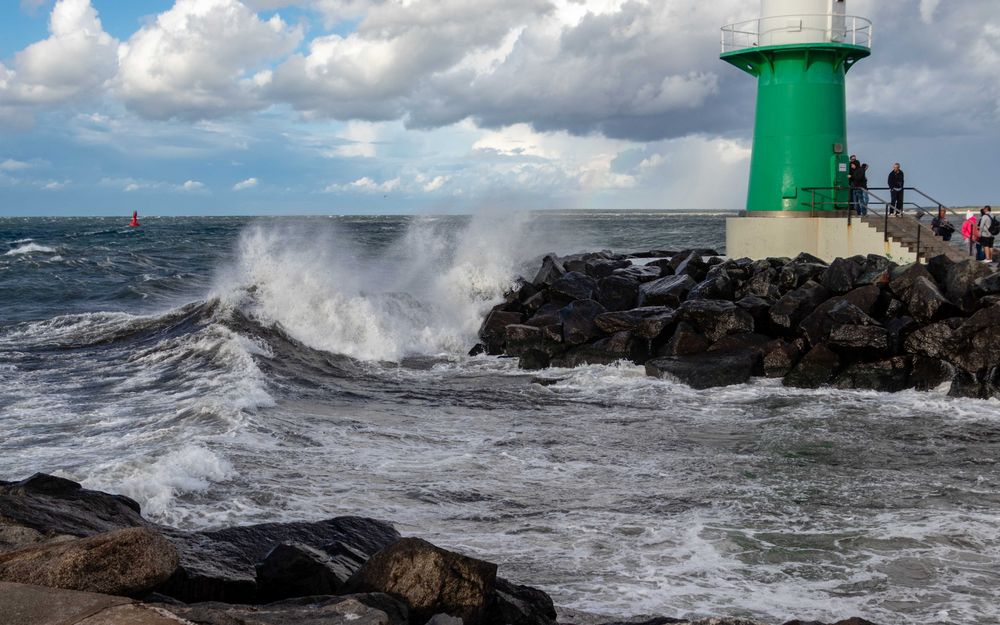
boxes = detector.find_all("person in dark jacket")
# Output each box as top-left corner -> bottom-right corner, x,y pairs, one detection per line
931,207 -> 955,241
860,163 -> 870,215
849,161 -> 862,215
888,163 -> 904,215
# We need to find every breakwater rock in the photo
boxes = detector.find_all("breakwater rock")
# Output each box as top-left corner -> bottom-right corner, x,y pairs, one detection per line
0,473 -> 878,625
473,249 -> 1000,397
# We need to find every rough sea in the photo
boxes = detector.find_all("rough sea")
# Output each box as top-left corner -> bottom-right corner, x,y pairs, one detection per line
1,212 -> 997,625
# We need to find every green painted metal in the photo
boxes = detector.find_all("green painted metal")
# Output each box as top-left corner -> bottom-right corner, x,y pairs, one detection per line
722,42 -> 870,212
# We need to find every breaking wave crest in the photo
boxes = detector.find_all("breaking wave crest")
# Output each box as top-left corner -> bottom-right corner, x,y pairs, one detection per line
213,213 -> 542,362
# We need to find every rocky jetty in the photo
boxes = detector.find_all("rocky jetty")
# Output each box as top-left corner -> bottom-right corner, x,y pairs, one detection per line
473,249 -> 1000,397
0,473 -> 877,625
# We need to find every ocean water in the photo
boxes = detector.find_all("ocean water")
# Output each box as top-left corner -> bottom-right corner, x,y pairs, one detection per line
0,212 -> 998,625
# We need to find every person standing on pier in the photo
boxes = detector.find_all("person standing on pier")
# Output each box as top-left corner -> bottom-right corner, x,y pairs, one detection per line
979,206 -> 995,263
860,163 -> 870,215
888,163 -> 904,216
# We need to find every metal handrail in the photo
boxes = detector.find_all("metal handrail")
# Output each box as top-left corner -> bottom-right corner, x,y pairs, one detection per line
870,187 -> 968,260
802,185 -> 965,261
721,14 -> 873,54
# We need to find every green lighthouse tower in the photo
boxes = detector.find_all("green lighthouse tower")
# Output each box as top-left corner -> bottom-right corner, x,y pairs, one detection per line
723,0 -> 871,214
723,2 -> 886,261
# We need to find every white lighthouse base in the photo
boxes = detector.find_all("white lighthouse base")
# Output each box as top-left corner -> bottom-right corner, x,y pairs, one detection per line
726,215 -> 917,263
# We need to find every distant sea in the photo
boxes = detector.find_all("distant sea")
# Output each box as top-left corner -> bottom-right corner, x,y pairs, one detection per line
1,212 -> 997,625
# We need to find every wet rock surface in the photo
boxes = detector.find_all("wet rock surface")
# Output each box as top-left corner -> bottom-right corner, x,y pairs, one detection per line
475,249 -> 1000,397
0,475 -> 888,625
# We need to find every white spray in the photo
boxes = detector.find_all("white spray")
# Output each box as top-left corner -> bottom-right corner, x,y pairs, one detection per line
214,211 -> 555,362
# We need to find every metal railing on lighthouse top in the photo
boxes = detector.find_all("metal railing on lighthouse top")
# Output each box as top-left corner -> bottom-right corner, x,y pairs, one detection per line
721,14 -> 873,54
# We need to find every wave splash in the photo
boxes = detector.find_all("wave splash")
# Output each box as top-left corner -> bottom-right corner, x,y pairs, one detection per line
5,242 -> 57,256
214,213 -> 541,362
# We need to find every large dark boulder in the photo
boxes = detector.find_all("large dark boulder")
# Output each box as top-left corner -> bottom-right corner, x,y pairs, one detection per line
550,331 -> 646,367
504,325 -> 543,357
346,538 -> 497,625
769,281 -> 831,334
521,292 -> 546,315
657,322 -> 711,357
488,578 -> 556,625
518,350 -> 551,371
856,255 -> 895,287
255,541 -> 365,603
799,299 -> 879,347
478,310 -> 523,355
611,265 -> 662,283
159,516 -> 401,604
741,267 -> 781,300
531,255 -> 565,287
972,270 -> 1000,298
790,252 -> 827,266
827,324 -> 889,352
820,257 -> 863,294
669,251 -> 710,281
784,344 -> 840,388
637,274 -> 696,308
834,356 -> 912,392
943,260 -> 994,312
643,258 -> 675,275
686,275 -> 736,301
679,299 -> 754,342
735,295 -> 772,328
594,307 -> 677,340
779,259 -> 828,291
902,318 -> 964,361
504,325 -> 564,363
708,333 -> 773,376
910,356 -> 956,391
596,275 -> 639,311
888,263 -> 936,300
559,300 -> 607,345
903,276 -> 951,323
840,285 -> 884,318
645,349 -> 761,389
763,339 -> 805,378
525,301 -> 562,324
0,474 -> 145,544
886,315 -> 919,355
548,272 -> 598,302
945,304 -> 1000,374
0,527 -> 178,597
584,258 -> 631,279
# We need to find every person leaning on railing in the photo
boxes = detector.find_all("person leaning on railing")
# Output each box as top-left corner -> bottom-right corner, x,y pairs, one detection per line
931,207 -> 955,241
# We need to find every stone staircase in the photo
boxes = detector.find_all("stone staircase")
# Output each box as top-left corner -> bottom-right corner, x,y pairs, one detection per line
859,212 -> 970,263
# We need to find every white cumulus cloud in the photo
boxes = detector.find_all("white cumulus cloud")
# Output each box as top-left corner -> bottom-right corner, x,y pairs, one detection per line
182,180 -> 206,191
233,177 -> 259,191
0,159 -> 32,171
116,0 -> 303,120
324,176 -> 400,193
0,0 -> 118,112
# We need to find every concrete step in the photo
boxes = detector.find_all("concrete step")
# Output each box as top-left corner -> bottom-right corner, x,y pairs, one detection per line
857,213 -> 969,262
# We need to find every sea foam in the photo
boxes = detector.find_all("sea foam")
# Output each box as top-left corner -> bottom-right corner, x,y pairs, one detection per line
5,242 -> 56,256
213,212 -> 548,362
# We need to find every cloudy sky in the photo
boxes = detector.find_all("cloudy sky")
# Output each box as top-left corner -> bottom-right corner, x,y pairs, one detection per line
0,0 -> 996,215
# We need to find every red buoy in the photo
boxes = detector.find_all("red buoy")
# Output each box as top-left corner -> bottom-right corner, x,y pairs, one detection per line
129,211 -> 140,227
